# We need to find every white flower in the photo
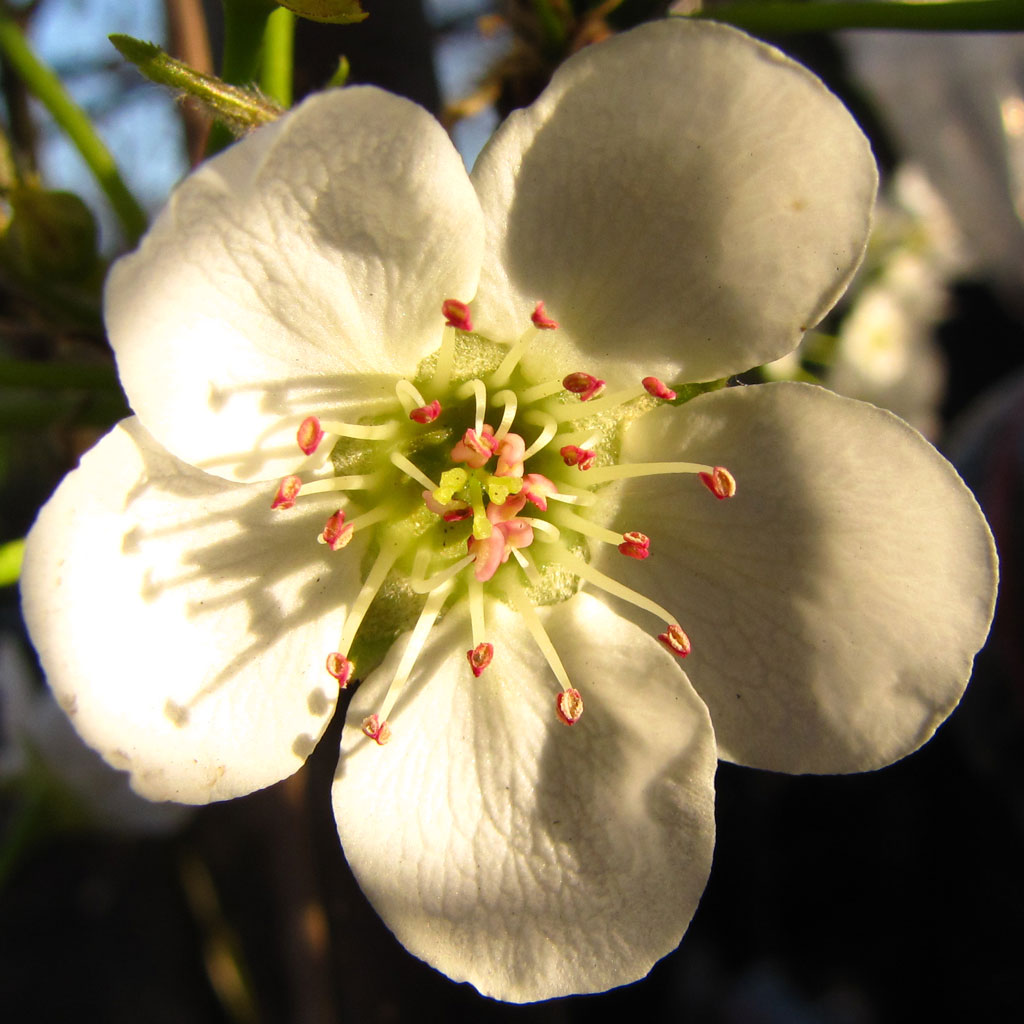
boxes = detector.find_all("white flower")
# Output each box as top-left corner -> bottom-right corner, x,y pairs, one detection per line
20,20 -> 996,1002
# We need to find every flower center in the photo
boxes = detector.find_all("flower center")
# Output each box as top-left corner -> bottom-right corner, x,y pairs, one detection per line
272,300 -> 735,742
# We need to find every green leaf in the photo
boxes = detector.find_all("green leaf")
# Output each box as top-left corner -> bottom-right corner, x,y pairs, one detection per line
109,34 -> 283,135
277,1 -> 368,24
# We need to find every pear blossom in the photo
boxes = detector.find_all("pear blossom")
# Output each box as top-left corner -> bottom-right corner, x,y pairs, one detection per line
20,20 -> 997,1003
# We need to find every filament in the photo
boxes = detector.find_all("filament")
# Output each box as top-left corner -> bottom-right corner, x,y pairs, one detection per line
431,324 -> 457,390
584,461 -> 712,484
377,580 -> 454,722
468,575 -> 486,646
488,326 -> 538,387
395,379 -> 426,415
336,540 -> 402,656
555,508 -> 624,546
520,411 -> 558,460
389,452 -> 439,491
319,419 -> 398,440
490,389 -> 519,440
506,577 -> 574,692
548,547 -> 676,626
410,553 -> 475,594
456,378 -> 487,434
547,385 -> 643,422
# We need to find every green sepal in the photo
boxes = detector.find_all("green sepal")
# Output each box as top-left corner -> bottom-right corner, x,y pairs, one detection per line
277,1 -> 367,24
0,538 -> 24,587
667,377 -> 729,406
109,34 -> 283,135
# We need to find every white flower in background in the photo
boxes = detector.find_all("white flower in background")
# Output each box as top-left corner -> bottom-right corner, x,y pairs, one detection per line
844,27 -> 1024,306
769,165 -> 967,436
20,20 -> 996,1002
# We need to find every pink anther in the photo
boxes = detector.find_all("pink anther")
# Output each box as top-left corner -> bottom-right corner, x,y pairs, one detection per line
452,425 -> 497,468
531,301 -> 559,330
642,376 -> 677,402
467,642 -> 494,678
326,653 -> 353,688
409,399 -> 442,424
560,445 -> 596,471
442,298 -> 473,331
658,624 -> 692,658
361,714 -> 392,745
271,475 -> 302,509
698,466 -> 737,500
297,416 -> 325,455
521,473 -> 557,511
563,372 -> 606,402
320,509 -> 355,551
556,688 -> 584,725
495,432 -> 526,477
618,531 -> 651,560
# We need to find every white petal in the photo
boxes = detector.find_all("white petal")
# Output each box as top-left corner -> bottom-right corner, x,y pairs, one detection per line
601,383 -> 997,774
107,88 -> 484,482
20,420 -> 366,803
472,20 -> 876,384
333,592 -> 716,1002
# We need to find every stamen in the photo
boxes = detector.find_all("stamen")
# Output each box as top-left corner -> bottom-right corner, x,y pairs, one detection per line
658,624 -> 692,658
361,714 -> 392,745
618,532 -> 651,560
409,553 -> 475,594
409,400 -> 442,424
271,476 -> 302,509
467,642 -> 494,677
318,509 -> 354,550
556,688 -> 584,726
521,412 -> 558,461
319,419 -> 399,441
506,577 -> 575,694
531,301 -> 559,330
390,452 -> 439,491
560,445 -> 596,470
698,466 -> 737,500
489,389 -> 519,441
583,460 -> 717,484
642,376 -> 677,402
548,547 -> 679,627
335,540 -> 402,657
297,416 -> 325,455
395,378 -> 426,414
562,372 -> 606,402
326,653 -> 354,688
376,580 -> 454,723
442,298 -> 473,332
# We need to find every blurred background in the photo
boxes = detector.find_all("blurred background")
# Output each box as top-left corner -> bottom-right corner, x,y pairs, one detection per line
1,1 -> 1022,1020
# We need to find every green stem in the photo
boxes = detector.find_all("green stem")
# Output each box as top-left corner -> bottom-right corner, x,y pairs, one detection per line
208,0 -> 276,153
261,6 -> 295,107
0,13 -> 147,244
221,0 -> 275,85
686,1 -> 1024,34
